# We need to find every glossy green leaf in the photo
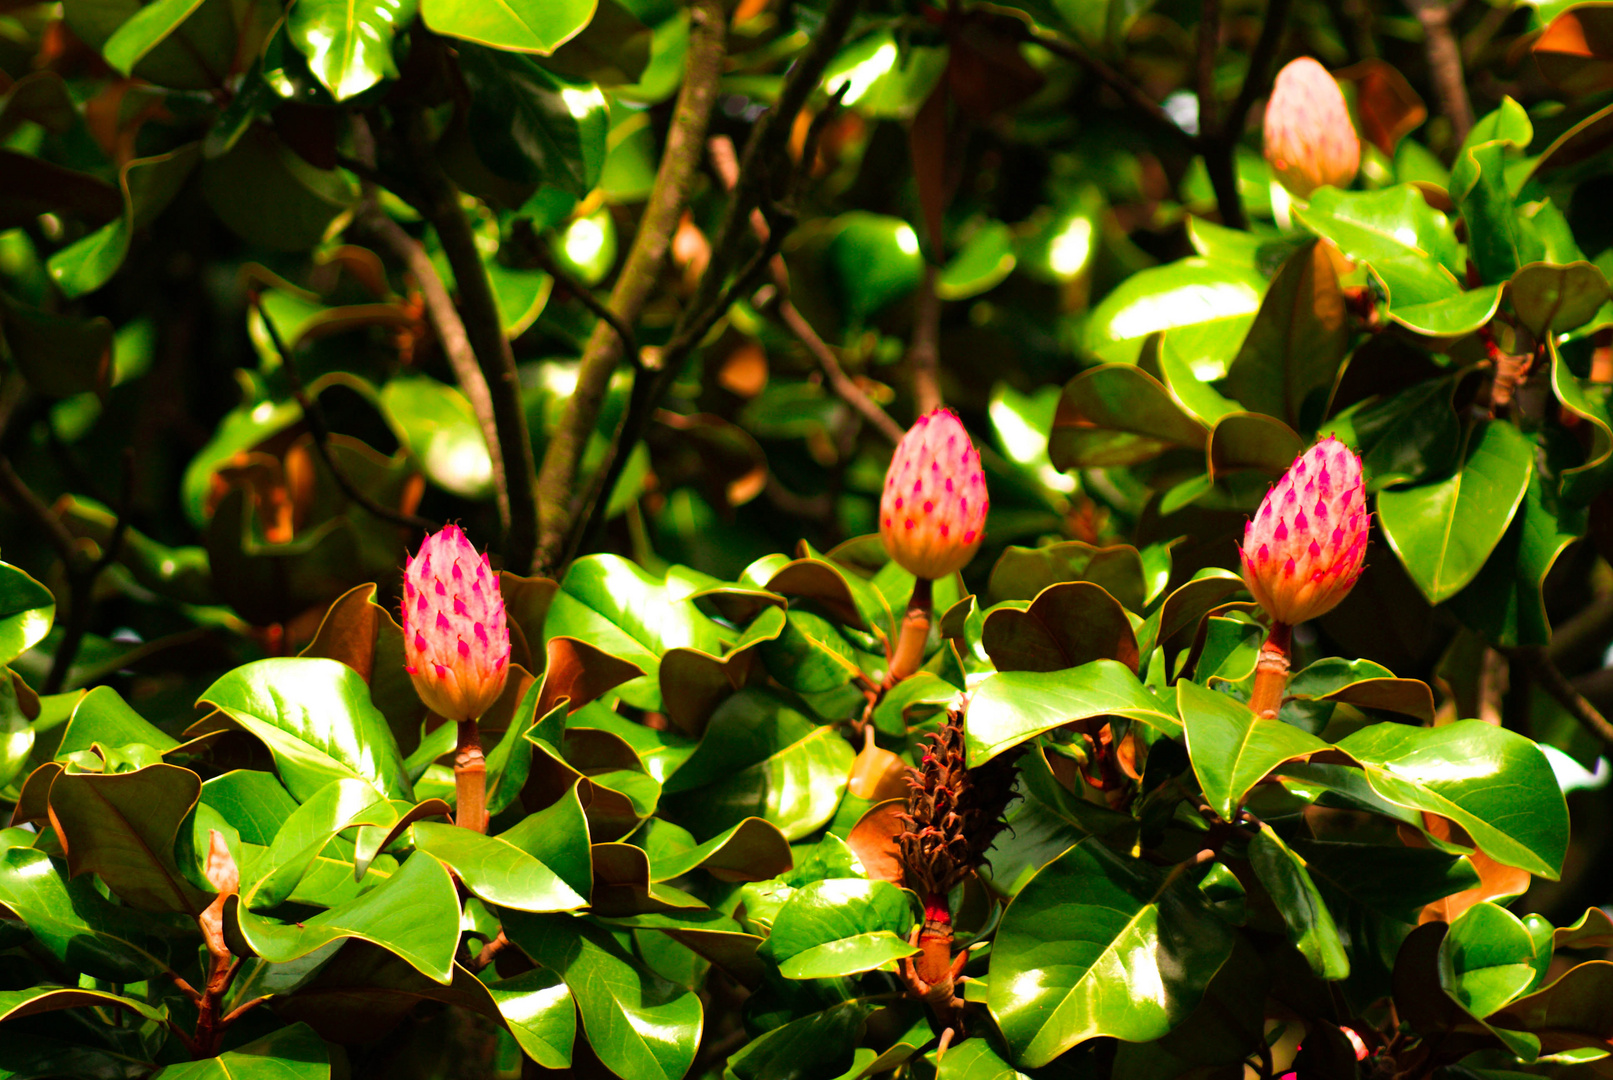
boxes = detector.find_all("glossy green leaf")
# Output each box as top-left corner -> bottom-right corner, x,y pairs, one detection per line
0,984 -> 167,1026
663,690 -> 854,841
0,846 -> 178,981
760,611 -> 866,693
1377,419 -> 1534,604
1248,825 -> 1348,979
966,661 -> 1180,767
48,143 -> 200,298
1221,240 -> 1351,429
1294,185 -> 1462,306
1049,363 -> 1207,469
495,779 -> 594,900
1291,839 -> 1480,923
101,0 -> 206,74
457,44 -> 607,197
982,581 -> 1139,673
986,541 -> 1147,611
420,0 -> 593,53
1334,720 -> 1568,878
412,821 -> 585,912
200,770 -> 299,846
777,930 -> 918,980
289,0 -> 417,100
724,999 -> 876,1080
1178,680 -> 1334,821
1206,412 -> 1305,479
197,657 -> 413,802
756,878 -> 914,968
0,562 -> 54,666
242,777 -> 392,910
1452,139 -> 1543,284
1079,259 -> 1264,366
1441,901 -> 1538,1018
379,375 -> 494,499
638,816 -> 792,882
827,213 -> 924,324
1323,375 -> 1461,490
988,837 -> 1235,1066
1388,284 -> 1505,339
233,847 -> 461,983
1510,261 -> 1611,337
48,762 -> 211,914
155,1022 -> 328,1080
937,221 -> 1016,300
504,911 -> 702,1080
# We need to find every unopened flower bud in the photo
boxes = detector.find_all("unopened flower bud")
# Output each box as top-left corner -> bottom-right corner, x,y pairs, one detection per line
1240,437 -> 1367,626
880,409 -> 989,579
1263,58 -> 1361,199
403,524 -> 510,721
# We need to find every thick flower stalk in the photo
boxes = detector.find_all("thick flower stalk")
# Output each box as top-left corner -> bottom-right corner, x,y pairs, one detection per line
880,409 -> 988,685
898,703 -> 1021,1026
1240,437 -> 1368,718
403,524 -> 509,831
1263,58 -> 1361,200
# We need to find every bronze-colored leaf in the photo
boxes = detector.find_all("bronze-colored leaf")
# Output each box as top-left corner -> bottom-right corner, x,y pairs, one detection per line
845,798 -> 907,885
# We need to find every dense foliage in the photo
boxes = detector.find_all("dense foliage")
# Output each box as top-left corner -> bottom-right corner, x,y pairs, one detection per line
5,0 -> 1613,1075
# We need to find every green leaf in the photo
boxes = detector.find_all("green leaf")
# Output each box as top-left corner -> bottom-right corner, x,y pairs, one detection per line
1079,259 -> 1265,366
937,221 -> 1017,300
1177,680 -> 1333,821
1221,240 -> 1351,430
0,985 -> 167,1025
1441,901 -> 1539,1018
1206,412 -> 1305,479
663,690 -> 854,841
201,770 -> 300,846
197,657 -> 413,803
1294,185 -> 1462,307
777,930 -> 919,980
101,0 -> 211,76
1452,141 -> 1544,284
1291,839 -> 1480,923
986,541 -> 1147,611
457,44 -> 607,197
241,777 -> 393,910
0,288 -> 112,399
411,821 -> 586,912
0,562 -> 54,666
1377,419 -> 1535,604
966,662 -> 1180,767
289,0 -> 417,100
504,911 -> 702,1080
232,848 -> 461,983
48,762 -> 211,914
1322,375 -> 1461,490
757,878 -> 914,967
1248,825 -> 1348,979
1049,364 -> 1207,469
1334,720 -> 1568,878
57,686 -> 179,757
827,213 -> 925,324
982,581 -> 1139,673
484,966 -> 577,1069
988,837 -> 1235,1067
1510,261 -> 1612,337
760,611 -> 867,693
420,0 -> 593,53
638,817 -> 792,882
724,999 -> 876,1080
48,144 -> 201,299
154,1022 -> 328,1080
0,847 -> 177,981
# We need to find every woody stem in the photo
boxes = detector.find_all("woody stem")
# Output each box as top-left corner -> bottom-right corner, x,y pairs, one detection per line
1248,621 -> 1293,720
886,577 -> 934,688
455,719 -> 487,833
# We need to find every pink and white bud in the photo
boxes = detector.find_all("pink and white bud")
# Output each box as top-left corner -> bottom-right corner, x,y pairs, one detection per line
402,524 -> 510,721
880,409 -> 989,579
1240,437 -> 1368,626
1263,58 -> 1361,199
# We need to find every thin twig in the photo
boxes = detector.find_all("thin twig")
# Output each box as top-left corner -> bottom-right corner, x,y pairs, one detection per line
362,207 -> 510,535
535,0 -> 728,575
398,76 -> 539,571
1406,0 -> 1474,145
469,930 -> 510,973
1197,0 -> 1221,138
908,264 -> 942,414
45,450 -> 134,693
521,234 -> 642,368
1199,0 -> 1295,228
1021,28 -> 1186,139
1511,645 -> 1613,750
218,995 -> 269,1027
564,0 -> 865,565
0,455 -> 79,569
707,133 -> 904,444
251,293 -> 438,534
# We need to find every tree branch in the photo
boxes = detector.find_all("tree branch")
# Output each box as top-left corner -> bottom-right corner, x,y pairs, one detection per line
1020,28 -> 1188,141
1511,645 -> 1613,751
362,207 -> 510,535
398,93 -> 539,572
252,293 -> 439,534
1201,0 -> 1295,228
1405,0 -> 1474,145
534,0 -> 728,576
706,133 -> 905,445
908,263 -> 942,414
521,233 -> 641,368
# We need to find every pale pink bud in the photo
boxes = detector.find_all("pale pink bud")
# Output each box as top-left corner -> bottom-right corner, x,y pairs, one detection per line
1263,58 -> 1361,199
1239,437 -> 1367,626
402,524 -> 510,721
879,408 -> 989,579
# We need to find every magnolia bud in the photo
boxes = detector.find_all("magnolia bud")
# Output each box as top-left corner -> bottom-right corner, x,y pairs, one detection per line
880,409 -> 989,579
1263,58 -> 1361,199
1240,437 -> 1367,626
403,524 -> 510,721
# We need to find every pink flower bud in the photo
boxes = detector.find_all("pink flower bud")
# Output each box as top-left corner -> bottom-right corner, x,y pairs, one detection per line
1239,437 -> 1368,626
880,408 -> 989,579
1263,58 -> 1361,199
402,524 -> 510,721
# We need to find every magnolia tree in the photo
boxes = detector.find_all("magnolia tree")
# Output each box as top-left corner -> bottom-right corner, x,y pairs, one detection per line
5,0 -> 1613,1078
